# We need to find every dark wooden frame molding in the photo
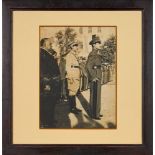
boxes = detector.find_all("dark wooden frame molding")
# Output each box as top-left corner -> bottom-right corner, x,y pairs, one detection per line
2,0 -> 153,155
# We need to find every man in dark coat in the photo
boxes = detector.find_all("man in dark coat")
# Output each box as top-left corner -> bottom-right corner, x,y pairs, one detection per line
86,35 -> 103,120
40,38 -> 60,128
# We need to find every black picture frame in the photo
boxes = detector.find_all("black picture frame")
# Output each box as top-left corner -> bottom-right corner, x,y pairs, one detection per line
2,0 -> 153,155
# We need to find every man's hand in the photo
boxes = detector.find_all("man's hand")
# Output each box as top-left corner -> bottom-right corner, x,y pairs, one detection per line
92,78 -> 99,82
44,85 -> 51,91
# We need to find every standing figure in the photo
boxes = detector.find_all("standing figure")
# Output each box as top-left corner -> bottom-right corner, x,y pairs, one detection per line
86,35 -> 103,120
65,41 -> 82,114
59,56 -> 68,101
79,57 -> 89,91
40,38 -> 60,128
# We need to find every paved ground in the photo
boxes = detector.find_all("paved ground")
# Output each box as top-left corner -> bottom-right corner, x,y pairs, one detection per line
54,80 -> 116,129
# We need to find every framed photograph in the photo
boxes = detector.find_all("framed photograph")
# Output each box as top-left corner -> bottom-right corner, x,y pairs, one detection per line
2,0 -> 152,155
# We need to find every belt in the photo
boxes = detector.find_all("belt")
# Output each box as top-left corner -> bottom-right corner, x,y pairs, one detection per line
93,65 -> 101,69
71,65 -> 79,68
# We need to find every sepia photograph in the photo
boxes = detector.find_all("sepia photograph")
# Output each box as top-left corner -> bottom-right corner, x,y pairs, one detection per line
3,0 -> 152,153
39,26 -> 117,129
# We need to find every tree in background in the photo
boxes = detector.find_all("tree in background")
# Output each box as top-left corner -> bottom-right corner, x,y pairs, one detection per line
101,35 -> 116,64
55,27 -> 77,56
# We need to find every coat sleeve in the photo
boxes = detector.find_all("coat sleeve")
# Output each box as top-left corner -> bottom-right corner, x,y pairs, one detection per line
65,55 -> 73,79
40,52 -> 46,78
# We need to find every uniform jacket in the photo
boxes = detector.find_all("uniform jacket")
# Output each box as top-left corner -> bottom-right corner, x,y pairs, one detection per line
65,51 -> 80,96
86,49 -> 102,81
65,51 -> 80,80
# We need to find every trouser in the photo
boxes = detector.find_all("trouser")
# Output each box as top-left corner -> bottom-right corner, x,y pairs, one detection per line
82,76 -> 88,91
68,95 -> 76,110
40,95 -> 56,128
67,78 -> 80,110
40,76 -> 61,128
60,79 -> 68,99
90,80 -> 101,118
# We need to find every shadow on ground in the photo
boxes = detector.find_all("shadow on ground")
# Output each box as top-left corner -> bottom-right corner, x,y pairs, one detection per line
76,92 -> 91,117
54,95 -> 104,128
73,113 -> 104,128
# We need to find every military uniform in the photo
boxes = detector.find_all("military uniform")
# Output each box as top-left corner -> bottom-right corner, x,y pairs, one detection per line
65,49 -> 81,113
86,35 -> 103,119
40,48 -> 60,128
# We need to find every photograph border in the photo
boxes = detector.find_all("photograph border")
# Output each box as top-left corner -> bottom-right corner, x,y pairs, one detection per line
39,25 -> 117,130
2,0 -> 152,154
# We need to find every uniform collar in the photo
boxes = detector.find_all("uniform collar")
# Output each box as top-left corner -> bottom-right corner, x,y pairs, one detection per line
40,47 -> 52,56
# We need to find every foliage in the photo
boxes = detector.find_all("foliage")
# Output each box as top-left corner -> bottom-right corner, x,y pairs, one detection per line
55,27 -> 77,56
101,35 -> 116,64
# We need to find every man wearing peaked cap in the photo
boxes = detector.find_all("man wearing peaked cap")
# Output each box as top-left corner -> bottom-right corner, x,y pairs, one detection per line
86,34 -> 103,120
65,40 -> 82,114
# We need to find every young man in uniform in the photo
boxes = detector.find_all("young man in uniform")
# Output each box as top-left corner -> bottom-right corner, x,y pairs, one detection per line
86,35 -> 103,120
65,41 -> 82,114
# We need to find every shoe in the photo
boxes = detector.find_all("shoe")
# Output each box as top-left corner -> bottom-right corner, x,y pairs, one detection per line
70,109 -> 79,114
99,114 -> 103,117
75,107 -> 82,112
